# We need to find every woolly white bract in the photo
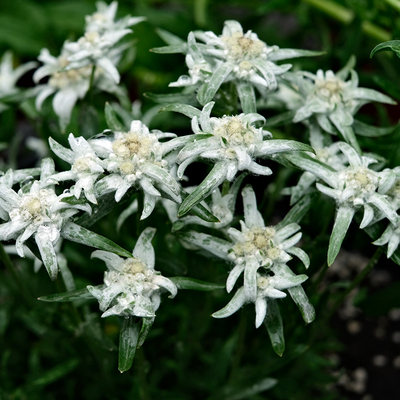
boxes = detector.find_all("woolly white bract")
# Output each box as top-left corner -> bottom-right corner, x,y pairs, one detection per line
87,228 -> 177,318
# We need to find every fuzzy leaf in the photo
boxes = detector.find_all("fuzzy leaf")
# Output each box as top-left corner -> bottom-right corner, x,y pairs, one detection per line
38,287 -> 94,302
328,206 -> 355,266
170,277 -> 224,291
264,300 -> 285,356
61,222 -> 132,258
105,102 -> 125,131
288,286 -> 315,323
178,162 -> 228,216
150,44 -> 187,54
370,40 -> 400,58
118,317 -> 140,373
236,82 -> 256,113
160,103 -> 201,118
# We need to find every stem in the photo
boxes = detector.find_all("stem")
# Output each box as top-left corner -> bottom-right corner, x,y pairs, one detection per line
88,65 -> 96,104
194,0 -> 208,27
302,0 -> 354,24
385,0 -> 400,12
327,247 -> 383,319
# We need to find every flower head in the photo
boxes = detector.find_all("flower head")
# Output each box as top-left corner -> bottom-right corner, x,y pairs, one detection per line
87,227 -> 177,318
0,159 -> 90,279
177,102 -> 311,216
183,185 -> 310,327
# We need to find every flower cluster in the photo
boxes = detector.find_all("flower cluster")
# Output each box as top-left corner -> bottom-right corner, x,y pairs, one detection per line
49,120 -> 184,219
0,159 -> 90,279
34,1 -> 144,128
184,186 -> 311,328
87,228 -> 177,318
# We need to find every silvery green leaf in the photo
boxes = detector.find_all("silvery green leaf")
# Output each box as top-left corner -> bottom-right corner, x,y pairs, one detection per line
270,48 -> 324,61
331,122 -> 361,154
38,287 -> 94,302
212,287 -> 246,319
287,247 -> 310,269
255,139 -> 313,157
156,28 -> 185,45
242,185 -> 264,228
137,317 -> 155,348
336,55 -> 356,80
118,317 -> 140,373
170,277 -> 224,291
368,193 -> 398,224
48,137 -> 74,164
144,92 -> 196,105
141,193 -> 156,220
284,152 -> 336,187
353,119 -> 395,137
244,257 -> 259,301
236,82 -> 256,113
226,264 -> 245,293
264,299 -> 285,356
197,62 -> 233,105
288,286 -> 315,324
13,168 -> 41,183
132,227 -> 156,268
105,102 -> 125,131
160,103 -> 201,118
328,206 -> 355,266
178,162 -> 228,216
184,231 -> 231,259
61,222 -> 132,258
35,231 -> 58,280
353,88 -> 395,105
150,44 -> 187,54
360,204 -> 374,229
370,40 -> 400,58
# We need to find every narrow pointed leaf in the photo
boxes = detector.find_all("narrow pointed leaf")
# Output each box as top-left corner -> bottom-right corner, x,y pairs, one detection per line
328,207 -> 355,266
237,82 -> 256,113
160,103 -> 201,118
38,287 -> 94,302
178,162 -> 228,216
118,317 -> 140,373
105,102 -> 125,131
170,277 -> 224,291
288,286 -> 315,323
62,222 -> 132,258
264,299 -> 285,356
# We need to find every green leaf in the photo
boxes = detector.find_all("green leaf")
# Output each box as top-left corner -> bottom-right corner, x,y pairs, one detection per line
264,300 -> 285,357
150,44 -> 187,54
353,119 -> 396,137
105,102 -> 125,131
197,63 -> 233,105
38,287 -> 94,303
118,317 -> 140,373
236,82 -> 256,113
159,103 -> 201,118
370,40 -> 400,58
328,206 -> 355,266
137,317 -> 154,348
61,222 -> 132,258
144,92 -> 197,105
181,189 -> 219,223
224,377 -> 277,400
156,28 -> 185,45
170,277 -> 224,291
277,194 -> 313,227
288,286 -> 315,324
178,161 -> 228,217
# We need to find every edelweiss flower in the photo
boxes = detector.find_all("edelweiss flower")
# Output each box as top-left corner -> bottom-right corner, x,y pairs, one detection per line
0,51 -> 37,111
49,134 -> 105,204
177,102 -> 311,216
163,20 -> 320,110
91,120 -> 182,219
87,227 -> 177,318
374,222 -> 400,258
291,64 -> 394,148
85,1 -> 145,34
184,185 -> 310,327
0,159 -> 90,279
